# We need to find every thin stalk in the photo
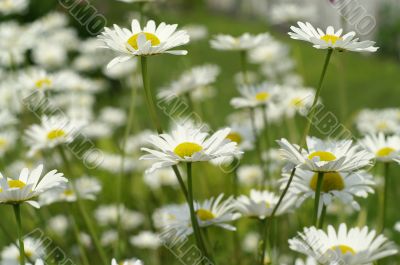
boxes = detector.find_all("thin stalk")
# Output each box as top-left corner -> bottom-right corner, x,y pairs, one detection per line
57,147 -> 108,265
381,162 -> 390,231
313,172 -> 325,226
13,204 -> 25,265
68,205 -> 90,265
258,218 -> 268,265
240,50 -> 249,84
186,163 -> 212,263
260,104 -> 271,189
140,56 -> 162,134
249,108 -> 267,188
318,205 -> 327,229
259,49 -> 333,263
115,74 -> 137,259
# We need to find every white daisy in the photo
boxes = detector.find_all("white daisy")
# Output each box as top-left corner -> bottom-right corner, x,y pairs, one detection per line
157,64 -> 220,100
288,21 -> 378,52
140,123 -> 241,173
249,39 -> 290,65
230,82 -> 279,109
0,0 -> 29,15
281,168 -> 375,211
0,130 -> 17,157
278,86 -> 316,118
289,223 -> 398,264
277,137 -> 374,172
359,133 -> 400,162
0,164 -> 67,208
130,231 -> 161,249
48,215 -> 69,236
235,189 -> 295,219
98,19 -> 190,68
111,258 -> 143,265
19,68 -> 54,92
24,115 -> 83,157
143,167 -> 179,190
356,108 -> 400,135
39,176 -> 102,206
94,204 -> 145,230
1,237 -> 45,265
237,165 -> 262,187
294,257 -> 317,265
182,24 -> 208,42
210,33 -> 270,51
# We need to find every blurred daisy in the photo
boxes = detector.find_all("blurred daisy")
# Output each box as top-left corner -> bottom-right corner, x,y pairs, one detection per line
32,41 -> 67,69
356,108 -> 400,135
281,168 -> 375,211
289,223 -> 398,264
359,133 -> 400,162
237,165 -> 262,187
39,176 -> 102,206
101,230 -> 118,247
226,123 -> 254,151
140,123 -> 241,173
288,22 -> 378,52
48,215 -> 69,237
143,167 -> 179,190
278,87 -> 316,118
24,115 -> 83,157
231,82 -> 278,109
19,68 -> 54,92
0,21 -> 32,67
236,189 -> 295,219
0,164 -> 67,208
157,64 -> 220,100
95,204 -> 145,230
130,231 -> 161,249
277,137 -> 374,172
102,58 -> 137,79
98,107 -> 127,128
0,130 -> 17,157
395,222 -> 400,232
111,258 -> 143,265
1,237 -> 45,265
249,39 -> 290,65
0,0 -> 29,15
210,33 -> 270,51
294,257 -> 317,265
98,19 -> 190,68
182,24 -> 208,42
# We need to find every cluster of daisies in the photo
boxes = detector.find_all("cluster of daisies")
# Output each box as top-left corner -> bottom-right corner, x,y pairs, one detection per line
0,0 -> 399,265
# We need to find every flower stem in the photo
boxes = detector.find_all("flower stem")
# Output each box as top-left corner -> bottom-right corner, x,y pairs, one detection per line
186,163 -> 212,264
115,73 -> 137,259
381,162 -> 390,231
58,147 -> 108,265
68,205 -> 90,265
260,104 -> 271,189
140,56 -> 162,134
13,204 -> 25,265
318,205 -> 327,229
313,172 -> 325,226
249,108 -> 267,188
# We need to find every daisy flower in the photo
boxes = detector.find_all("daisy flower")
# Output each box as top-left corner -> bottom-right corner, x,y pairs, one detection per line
289,223 -> 398,264
94,204 -> 145,230
143,167 -> 179,190
0,0 -> 29,15
288,21 -> 378,52
235,189 -> 295,219
19,68 -> 54,92
359,133 -> 400,162
130,231 -> 161,249
278,86 -> 317,118
98,19 -> 190,68
294,257 -> 317,265
182,24 -> 208,42
140,123 -> 241,173
355,108 -> 400,135
111,258 -> 143,265
277,137 -> 374,172
210,33 -> 270,51
0,130 -> 17,157
237,165 -> 263,187
230,82 -> 279,109
157,64 -> 220,100
1,237 -> 45,265
281,168 -> 375,211
24,115 -> 83,157
0,164 -> 67,208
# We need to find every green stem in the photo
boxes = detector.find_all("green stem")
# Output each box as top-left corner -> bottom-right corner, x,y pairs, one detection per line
240,51 -> 249,84
58,147 -> 108,265
68,205 -> 90,265
249,108 -> 267,189
318,204 -> 327,229
186,163 -> 212,263
381,163 -> 390,231
260,104 -> 270,189
115,74 -> 137,259
140,56 -> 162,134
313,172 -> 325,226
258,218 -> 268,265
13,204 -> 25,265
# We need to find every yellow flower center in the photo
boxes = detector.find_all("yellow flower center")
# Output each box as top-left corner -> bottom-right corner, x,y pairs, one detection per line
63,189 -> 75,196
173,142 -> 203,158
255,91 -> 270,101
47,129 -> 66,140
35,78 -> 52,89
320,34 -> 342,44
291,97 -> 304,107
377,122 -> 388,130
310,172 -> 345,192
376,147 -> 395,157
0,138 -> 6,148
331,244 -> 356,255
308,151 -> 337,162
18,250 -> 33,262
127,32 -> 160,50
0,180 -> 26,192
196,209 -> 215,221
226,132 -> 242,144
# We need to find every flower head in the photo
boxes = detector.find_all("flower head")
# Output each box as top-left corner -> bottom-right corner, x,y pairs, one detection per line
0,164 -> 67,208
359,133 -> 400,162
289,223 -> 398,264
231,82 -> 279,109
210,33 -> 270,51
98,19 -> 190,68
288,22 -> 378,52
